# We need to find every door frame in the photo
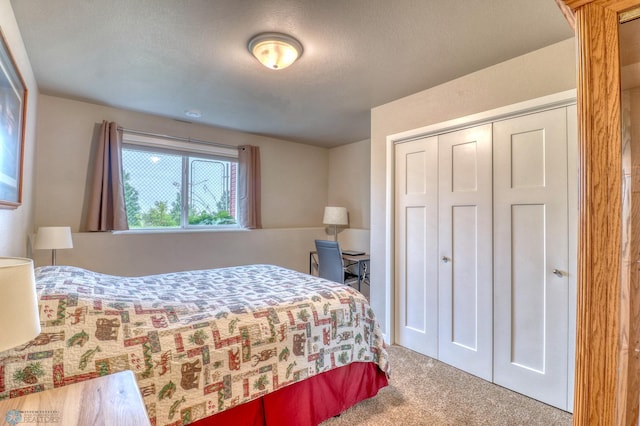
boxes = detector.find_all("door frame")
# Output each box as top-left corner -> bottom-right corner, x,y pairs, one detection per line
559,1 -> 640,424
385,90 -> 577,343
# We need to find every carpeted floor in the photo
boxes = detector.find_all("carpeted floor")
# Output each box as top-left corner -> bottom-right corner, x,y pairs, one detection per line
321,345 -> 572,426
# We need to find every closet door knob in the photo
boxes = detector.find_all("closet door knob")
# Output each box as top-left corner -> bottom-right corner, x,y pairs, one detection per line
442,256 -> 451,263
552,269 -> 564,278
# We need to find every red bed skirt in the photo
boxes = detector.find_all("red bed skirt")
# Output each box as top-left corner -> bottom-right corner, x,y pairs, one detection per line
189,362 -> 388,426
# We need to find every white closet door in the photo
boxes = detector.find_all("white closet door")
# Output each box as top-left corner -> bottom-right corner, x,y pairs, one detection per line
395,137 -> 439,357
493,108 -> 569,410
566,104 -> 577,413
437,124 -> 493,380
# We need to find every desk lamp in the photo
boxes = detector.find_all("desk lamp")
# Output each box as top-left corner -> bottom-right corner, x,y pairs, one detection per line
0,257 -> 41,353
34,226 -> 73,265
323,206 -> 348,242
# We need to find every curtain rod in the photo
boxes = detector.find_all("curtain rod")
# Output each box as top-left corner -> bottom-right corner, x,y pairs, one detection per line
118,127 -> 238,150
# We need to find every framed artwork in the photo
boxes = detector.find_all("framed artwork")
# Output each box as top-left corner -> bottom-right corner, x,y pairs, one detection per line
0,28 -> 27,208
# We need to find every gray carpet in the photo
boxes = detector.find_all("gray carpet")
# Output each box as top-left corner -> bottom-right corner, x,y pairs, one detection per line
321,345 -> 572,426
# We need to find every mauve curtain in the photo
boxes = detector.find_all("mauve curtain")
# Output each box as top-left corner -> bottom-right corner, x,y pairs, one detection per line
237,145 -> 262,229
86,121 -> 129,231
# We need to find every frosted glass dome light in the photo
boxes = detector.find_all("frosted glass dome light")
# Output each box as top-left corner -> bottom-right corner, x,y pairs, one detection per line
248,32 -> 303,70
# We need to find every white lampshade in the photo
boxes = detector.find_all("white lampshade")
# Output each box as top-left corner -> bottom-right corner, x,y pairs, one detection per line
0,257 -> 41,353
323,206 -> 348,226
34,226 -> 73,250
34,226 -> 73,266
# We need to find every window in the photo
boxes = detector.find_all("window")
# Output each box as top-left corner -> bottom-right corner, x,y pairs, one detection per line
121,133 -> 238,229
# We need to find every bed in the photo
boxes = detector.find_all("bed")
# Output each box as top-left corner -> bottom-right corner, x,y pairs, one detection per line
0,264 -> 389,425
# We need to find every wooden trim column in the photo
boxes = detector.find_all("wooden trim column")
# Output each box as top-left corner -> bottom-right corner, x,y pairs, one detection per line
573,4 -> 622,425
562,0 -> 640,424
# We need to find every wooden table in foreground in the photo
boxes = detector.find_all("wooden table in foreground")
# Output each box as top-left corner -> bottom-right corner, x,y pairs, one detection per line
0,370 -> 150,426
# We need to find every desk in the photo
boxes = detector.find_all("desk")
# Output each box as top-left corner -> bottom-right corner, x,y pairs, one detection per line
309,251 -> 370,291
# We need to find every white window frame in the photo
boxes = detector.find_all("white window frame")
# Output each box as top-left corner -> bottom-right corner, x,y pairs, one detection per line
121,131 -> 240,231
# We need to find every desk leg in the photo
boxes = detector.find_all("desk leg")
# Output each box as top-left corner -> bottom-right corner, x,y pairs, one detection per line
360,260 -> 369,292
309,252 -> 319,276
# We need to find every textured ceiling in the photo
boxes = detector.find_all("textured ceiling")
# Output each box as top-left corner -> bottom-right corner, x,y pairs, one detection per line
10,0 -> 573,147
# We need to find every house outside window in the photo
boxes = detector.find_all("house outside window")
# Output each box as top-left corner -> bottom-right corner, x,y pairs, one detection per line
121,132 -> 238,229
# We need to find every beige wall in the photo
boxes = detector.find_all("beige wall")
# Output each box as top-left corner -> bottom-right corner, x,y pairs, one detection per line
33,95 -> 334,273
327,139 -> 371,253
0,0 -> 38,257
328,139 -> 370,230
34,95 -> 330,230
46,228 -> 327,276
369,38 -> 577,336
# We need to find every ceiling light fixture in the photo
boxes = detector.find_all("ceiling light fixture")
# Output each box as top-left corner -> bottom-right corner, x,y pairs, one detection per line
248,32 -> 303,70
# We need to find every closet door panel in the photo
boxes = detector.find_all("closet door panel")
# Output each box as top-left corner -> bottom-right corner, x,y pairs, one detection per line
493,108 -> 569,410
438,124 -> 493,380
395,137 -> 439,357
405,206 -> 428,330
451,205 -> 478,348
510,203 -> 546,371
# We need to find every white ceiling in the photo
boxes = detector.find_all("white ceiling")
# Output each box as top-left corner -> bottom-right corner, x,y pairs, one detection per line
9,0 -> 573,147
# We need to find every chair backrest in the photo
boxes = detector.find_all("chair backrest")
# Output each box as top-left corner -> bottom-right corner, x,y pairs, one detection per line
315,240 -> 344,283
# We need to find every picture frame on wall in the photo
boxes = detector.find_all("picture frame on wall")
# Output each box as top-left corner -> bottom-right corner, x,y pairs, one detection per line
0,27 -> 27,209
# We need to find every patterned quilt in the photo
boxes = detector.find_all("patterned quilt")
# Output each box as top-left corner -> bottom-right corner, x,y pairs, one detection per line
0,264 -> 389,425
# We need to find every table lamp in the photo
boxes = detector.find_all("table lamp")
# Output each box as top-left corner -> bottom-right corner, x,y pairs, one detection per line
34,226 -> 73,265
323,206 -> 348,242
0,257 -> 41,353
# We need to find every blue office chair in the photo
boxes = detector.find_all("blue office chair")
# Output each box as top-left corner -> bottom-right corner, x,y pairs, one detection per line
314,240 -> 358,285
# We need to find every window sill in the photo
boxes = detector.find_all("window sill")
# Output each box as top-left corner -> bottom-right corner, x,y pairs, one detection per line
112,227 -> 248,235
